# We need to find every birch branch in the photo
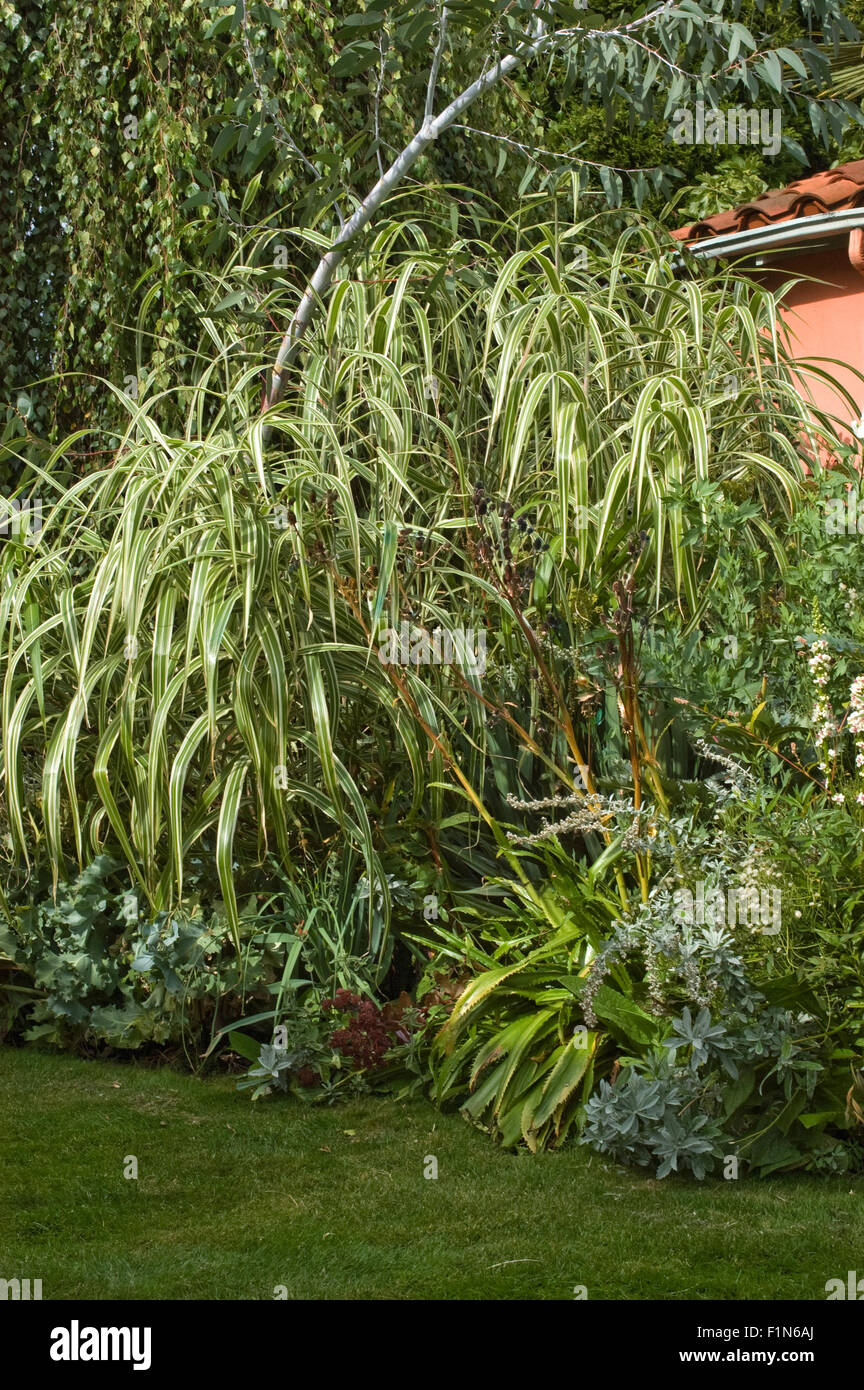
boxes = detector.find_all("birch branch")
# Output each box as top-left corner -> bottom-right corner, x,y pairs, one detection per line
262,23 -> 571,424
262,2 -> 675,426
425,5 -> 449,125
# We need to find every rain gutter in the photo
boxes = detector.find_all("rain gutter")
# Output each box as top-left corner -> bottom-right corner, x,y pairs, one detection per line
681,207 -> 864,276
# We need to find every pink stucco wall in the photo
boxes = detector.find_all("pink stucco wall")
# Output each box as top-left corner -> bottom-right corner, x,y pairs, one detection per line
754,246 -> 864,452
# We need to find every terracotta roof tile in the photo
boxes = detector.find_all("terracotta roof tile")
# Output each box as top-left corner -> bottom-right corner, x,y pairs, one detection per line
671,158 -> 864,243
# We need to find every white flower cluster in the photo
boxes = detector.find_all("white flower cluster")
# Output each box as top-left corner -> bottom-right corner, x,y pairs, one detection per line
736,843 -> 784,935
839,581 -> 858,617
504,790 -> 656,849
693,739 -> 754,789
849,673 -> 864,807
807,639 -> 835,779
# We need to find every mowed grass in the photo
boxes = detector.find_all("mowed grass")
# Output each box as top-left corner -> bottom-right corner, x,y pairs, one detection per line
1,1047 -> 862,1301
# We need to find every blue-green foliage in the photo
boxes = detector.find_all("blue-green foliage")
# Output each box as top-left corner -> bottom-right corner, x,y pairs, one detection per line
0,856 -> 280,1051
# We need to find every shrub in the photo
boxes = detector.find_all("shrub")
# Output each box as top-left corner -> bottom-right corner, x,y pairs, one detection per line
0,855 -> 282,1054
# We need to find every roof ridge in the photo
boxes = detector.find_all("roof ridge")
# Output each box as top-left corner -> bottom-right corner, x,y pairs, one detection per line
672,158 -> 864,243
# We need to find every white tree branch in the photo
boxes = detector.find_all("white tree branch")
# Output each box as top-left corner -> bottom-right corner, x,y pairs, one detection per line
450,124 -> 652,176
261,3 -> 675,424
425,5 -> 449,126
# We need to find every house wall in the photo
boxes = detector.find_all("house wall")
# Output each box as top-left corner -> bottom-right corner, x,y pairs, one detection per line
753,246 -> 864,455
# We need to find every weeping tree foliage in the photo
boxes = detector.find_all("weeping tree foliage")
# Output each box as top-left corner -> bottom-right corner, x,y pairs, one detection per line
0,204 -> 847,955
3,0 -> 862,464
1,0 -> 527,453
260,0 -> 864,413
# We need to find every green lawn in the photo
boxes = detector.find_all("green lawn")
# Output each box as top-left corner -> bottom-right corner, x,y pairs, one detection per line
1,1047 -> 862,1300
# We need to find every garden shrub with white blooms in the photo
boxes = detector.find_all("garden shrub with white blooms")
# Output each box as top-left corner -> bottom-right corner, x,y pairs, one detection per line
426,742 -> 864,1174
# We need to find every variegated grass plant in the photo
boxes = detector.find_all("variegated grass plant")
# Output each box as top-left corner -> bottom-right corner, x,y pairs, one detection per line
0,199 -> 851,959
